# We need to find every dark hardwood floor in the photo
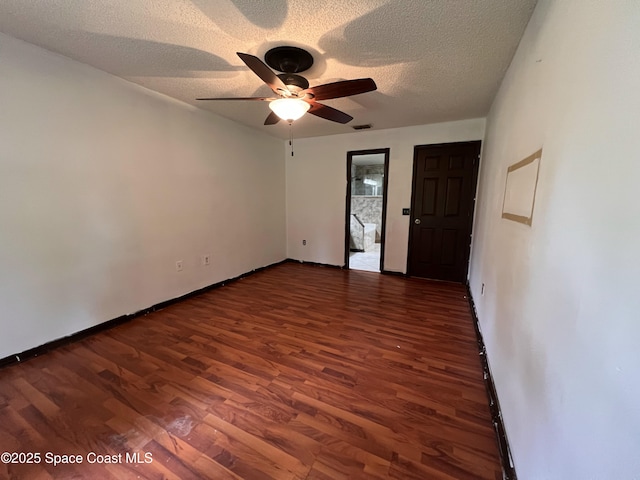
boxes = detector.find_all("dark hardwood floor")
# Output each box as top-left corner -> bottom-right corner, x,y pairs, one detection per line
0,262 -> 502,479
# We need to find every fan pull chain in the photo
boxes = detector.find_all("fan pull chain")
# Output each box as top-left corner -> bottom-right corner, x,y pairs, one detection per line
289,122 -> 294,156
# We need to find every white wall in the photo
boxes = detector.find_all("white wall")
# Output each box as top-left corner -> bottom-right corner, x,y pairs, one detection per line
286,119 -> 485,271
0,33 -> 286,359
469,1 -> 640,478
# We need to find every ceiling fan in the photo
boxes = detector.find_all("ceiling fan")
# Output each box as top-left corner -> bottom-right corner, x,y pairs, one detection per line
197,46 -> 377,125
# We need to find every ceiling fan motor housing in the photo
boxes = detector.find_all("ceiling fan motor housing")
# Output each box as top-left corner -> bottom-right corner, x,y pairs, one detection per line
277,73 -> 309,91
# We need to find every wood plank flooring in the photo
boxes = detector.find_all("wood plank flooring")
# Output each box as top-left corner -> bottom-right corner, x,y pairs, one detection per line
0,262 -> 502,479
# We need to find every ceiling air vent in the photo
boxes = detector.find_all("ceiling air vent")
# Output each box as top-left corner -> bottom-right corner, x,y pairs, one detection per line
352,124 -> 372,130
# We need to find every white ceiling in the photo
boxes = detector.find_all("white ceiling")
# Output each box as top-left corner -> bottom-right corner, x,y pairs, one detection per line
0,0 -> 537,139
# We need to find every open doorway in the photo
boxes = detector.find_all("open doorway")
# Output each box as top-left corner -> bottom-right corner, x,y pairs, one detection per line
345,148 -> 390,272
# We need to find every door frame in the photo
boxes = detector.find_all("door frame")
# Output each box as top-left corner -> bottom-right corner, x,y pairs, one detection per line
344,148 -> 390,271
406,141 -> 481,280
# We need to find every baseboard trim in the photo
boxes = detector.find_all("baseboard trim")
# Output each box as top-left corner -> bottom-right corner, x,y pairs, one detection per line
285,259 -> 406,276
465,283 -> 517,480
0,259 -> 289,370
381,269 -> 407,276
285,258 -> 345,269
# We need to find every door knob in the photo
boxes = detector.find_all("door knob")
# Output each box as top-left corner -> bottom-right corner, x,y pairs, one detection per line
414,218 -> 421,224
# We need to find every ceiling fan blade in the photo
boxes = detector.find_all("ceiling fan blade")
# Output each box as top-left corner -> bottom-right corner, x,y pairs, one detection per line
308,102 -> 353,124
264,111 -> 281,125
237,52 -> 288,94
304,78 -> 377,101
196,97 -> 275,101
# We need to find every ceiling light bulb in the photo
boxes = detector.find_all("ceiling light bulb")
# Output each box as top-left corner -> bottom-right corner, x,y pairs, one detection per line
269,98 -> 310,122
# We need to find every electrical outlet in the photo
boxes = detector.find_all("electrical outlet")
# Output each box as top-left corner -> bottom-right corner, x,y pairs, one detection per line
176,260 -> 183,272
202,254 -> 211,266
302,239 -> 307,246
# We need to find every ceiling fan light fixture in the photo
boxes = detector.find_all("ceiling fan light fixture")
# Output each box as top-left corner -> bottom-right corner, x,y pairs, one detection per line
269,98 -> 310,122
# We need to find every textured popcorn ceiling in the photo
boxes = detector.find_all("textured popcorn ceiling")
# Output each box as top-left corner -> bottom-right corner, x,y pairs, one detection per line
0,0 -> 537,139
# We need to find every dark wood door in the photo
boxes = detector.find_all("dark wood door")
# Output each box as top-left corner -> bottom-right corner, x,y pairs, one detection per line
407,141 -> 480,282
